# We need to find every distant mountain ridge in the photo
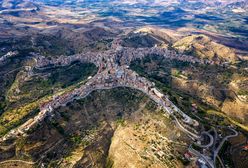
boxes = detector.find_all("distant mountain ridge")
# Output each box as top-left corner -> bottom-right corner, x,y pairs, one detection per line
1,0 -> 246,9
0,0 -> 37,9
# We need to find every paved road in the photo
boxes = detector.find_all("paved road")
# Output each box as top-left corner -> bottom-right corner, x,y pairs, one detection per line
189,145 -> 215,168
195,131 -> 214,148
0,35 -> 240,168
213,128 -> 238,163
0,76 -> 199,144
216,155 -> 225,168
171,114 -> 200,139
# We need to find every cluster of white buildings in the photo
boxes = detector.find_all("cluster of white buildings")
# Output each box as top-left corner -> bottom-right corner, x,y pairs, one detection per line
0,51 -> 18,63
35,44 -> 223,71
0,57 -> 201,143
1,41 -> 205,144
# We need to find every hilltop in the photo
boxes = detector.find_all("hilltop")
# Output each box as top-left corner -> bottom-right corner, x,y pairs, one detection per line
0,88 -> 190,168
173,35 -> 239,63
0,0 -> 248,167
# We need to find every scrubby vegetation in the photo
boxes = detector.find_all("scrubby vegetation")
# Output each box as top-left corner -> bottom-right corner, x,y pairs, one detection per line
44,88 -> 186,167
0,88 -> 152,167
173,35 -> 238,63
121,33 -> 162,48
6,61 -> 97,106
130,55 -> 248,129
0,61 -> 97,136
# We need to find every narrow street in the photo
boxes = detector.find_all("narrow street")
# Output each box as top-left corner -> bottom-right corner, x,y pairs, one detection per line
0,39 -> 239,168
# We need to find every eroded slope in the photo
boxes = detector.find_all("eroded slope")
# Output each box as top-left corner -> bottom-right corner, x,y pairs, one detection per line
0,88 -> 190,168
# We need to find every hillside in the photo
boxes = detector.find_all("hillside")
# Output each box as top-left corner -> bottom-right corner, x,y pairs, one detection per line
173,35 -> 239,63
0,88 -> 190,168
130,55 -> 248,127
0,0 -> 248,167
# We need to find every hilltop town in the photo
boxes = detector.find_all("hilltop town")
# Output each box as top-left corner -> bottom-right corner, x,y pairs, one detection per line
0,0 -> 248,167
0,36 -> 241,168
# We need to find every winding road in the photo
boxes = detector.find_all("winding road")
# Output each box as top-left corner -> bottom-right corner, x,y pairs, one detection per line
213,128 -> 238,164
0,40 -> 240,168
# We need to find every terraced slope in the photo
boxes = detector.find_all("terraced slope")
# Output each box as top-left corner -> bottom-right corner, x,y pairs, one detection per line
0,88 -> 190,168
